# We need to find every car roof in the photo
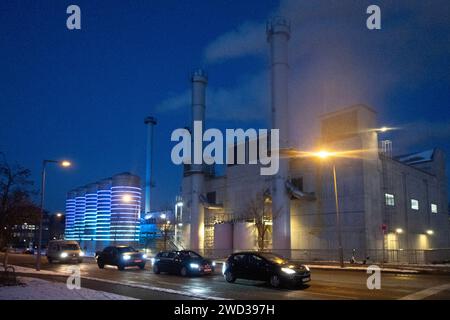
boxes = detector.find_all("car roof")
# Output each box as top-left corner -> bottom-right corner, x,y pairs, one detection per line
49,240 -> 79,244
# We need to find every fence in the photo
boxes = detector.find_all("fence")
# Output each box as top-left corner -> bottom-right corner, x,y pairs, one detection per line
195,248 -> 450,265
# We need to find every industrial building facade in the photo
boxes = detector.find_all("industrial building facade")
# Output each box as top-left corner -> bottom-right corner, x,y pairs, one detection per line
177,17 -> 450,263
65,172 -> 142,252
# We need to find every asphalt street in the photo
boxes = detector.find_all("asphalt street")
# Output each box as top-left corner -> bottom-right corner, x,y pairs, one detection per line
3,253 -> 450,300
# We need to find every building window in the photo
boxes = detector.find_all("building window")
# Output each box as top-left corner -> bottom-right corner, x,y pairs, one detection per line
411,199 -> 419,211
385,193 -> 395,206
206,191 -> 216,204
431,203 -> 438,214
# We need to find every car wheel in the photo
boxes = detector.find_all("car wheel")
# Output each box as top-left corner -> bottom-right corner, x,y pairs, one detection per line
224,270 -> 236,283
153,264 -> 160,274
180,266 -> 189,277
47,257 -> 53,264
77,259 -> 83,264
269,274 -> 281,288
117,264 -> 125,271
97,261 -> 105,269
138,263 -> 146,270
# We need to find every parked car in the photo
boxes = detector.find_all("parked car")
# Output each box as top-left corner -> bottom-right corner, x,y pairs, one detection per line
47,240 -> 84,264
22,248 -> 34,255
96,246 -> 147,271
222,252 -> 311,288
152,250 -> 216,276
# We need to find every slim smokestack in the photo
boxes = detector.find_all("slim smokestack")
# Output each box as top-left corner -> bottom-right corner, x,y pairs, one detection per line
144,116 -> 157,216
267,17 -> 291,252
190,69 -> 207,250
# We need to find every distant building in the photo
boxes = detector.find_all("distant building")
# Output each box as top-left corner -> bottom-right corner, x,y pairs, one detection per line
64,172 -> 142,252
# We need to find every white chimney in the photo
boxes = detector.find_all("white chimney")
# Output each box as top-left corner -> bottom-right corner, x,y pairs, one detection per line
144,116 -> 157,216
267,17 -> 292,253
190,69 -> 207,250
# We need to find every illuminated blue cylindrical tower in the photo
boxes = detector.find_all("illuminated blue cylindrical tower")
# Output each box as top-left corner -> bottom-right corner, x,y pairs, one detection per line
84,183 -> 98,241
111,173 -> 141,243
96,178 -> 112,243
73,187 -> 87,242
64,190 -> 76,240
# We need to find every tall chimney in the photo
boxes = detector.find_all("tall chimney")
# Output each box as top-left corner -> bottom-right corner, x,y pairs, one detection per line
190,69 -> 207,250
144,116 -> 157,217
267,17 -> 291,253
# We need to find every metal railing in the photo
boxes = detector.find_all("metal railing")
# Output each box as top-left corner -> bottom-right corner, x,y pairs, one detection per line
194,248 -> 450,265
0,265 -> 18,286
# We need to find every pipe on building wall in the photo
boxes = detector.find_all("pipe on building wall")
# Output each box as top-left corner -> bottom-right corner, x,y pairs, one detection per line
285,180 -> 316,201
267,17 -> 292,253
190,69 -> 207,250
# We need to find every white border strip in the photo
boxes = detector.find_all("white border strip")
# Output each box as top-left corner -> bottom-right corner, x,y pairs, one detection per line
12,265 -> 231,300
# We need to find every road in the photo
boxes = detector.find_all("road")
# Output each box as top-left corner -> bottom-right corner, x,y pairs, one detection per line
3,253 -> 450,300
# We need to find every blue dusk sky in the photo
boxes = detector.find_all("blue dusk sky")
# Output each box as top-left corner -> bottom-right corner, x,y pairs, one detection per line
0,0 -> 449,214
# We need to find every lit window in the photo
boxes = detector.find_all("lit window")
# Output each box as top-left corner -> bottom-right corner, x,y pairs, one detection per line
431,203 -> 438,214
411,199 -> 419,211
385,193 -> 395,206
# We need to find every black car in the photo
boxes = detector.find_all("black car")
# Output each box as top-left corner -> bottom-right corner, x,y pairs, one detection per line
222,252 -> 311,288
152,250 -> 215,276
96,246 -> 147,271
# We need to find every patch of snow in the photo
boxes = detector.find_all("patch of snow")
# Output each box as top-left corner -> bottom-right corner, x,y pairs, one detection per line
0,277 -> 136,300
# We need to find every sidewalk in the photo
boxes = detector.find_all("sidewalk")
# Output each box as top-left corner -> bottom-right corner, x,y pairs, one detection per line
301,261 -> 450,274
0,276 -> 136,300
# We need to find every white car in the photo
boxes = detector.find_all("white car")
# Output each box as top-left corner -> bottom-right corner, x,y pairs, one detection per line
47,240 -> 84,264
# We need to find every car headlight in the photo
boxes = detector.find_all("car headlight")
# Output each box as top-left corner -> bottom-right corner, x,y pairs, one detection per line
123,255 -> 131,260
190,263 -> 199,269
304,265 -> 310,271
60,252 -> 68,258
281,267 -> 296,274
79,251 -> 84,257
142,254 -> 147,259
212,261 -> 216,267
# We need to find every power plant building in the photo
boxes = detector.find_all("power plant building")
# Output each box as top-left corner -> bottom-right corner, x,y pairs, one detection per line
177,17 -> 450,264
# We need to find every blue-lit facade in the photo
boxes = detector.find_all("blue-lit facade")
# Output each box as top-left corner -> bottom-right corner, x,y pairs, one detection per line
65,172 -> 141,251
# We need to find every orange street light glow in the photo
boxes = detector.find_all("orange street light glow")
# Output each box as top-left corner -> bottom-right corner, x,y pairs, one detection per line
316,150 -> 332,159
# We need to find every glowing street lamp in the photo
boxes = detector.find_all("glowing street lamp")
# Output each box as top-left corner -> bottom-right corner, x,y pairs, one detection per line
396,228 -> 404,234
61,160 -> 72,167
56,213 -> 63,218
316,150 -> 332,159
426,230 -> 434,235
36,159 -> 72,271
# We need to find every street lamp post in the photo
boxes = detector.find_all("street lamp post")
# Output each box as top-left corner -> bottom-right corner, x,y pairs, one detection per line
314,151 -> 344,268
332,164 -> 344,268
36,159 -> 71,271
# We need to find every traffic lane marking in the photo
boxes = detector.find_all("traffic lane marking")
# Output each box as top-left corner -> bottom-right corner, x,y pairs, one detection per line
399,283 -> 450,300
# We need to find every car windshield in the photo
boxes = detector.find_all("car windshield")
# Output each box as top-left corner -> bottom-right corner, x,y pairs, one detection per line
117,246 -> 136,254
179,251 -> 201,259
259,253 -> 288,264
60,244 -> 79,250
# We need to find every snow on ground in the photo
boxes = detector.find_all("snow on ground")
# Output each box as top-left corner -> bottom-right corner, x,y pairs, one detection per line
0,277 -> 136,300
